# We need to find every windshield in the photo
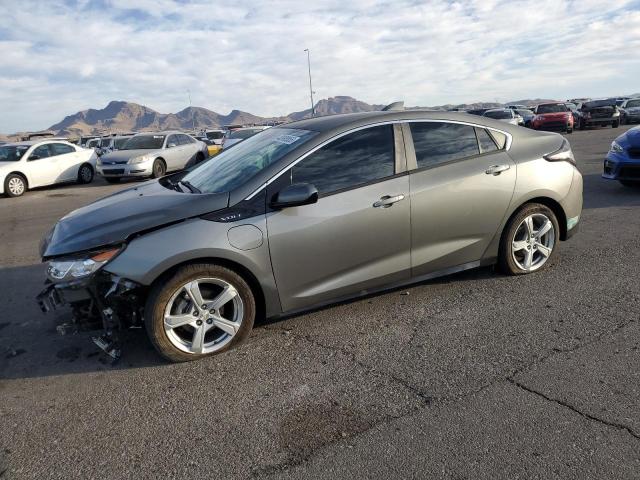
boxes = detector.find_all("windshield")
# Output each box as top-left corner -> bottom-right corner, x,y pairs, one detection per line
182,128 -> 317,194
206,131 -> 223,140
537,104 -> 567,113
484,110 -> 511,119
228,129 -> 263,140
87,139 -> 100,147
0,145 -> 29,162
100,138 -> 111,148
516,109 -> 533,116
122,135 -> 165,150
626,100 -> 640,108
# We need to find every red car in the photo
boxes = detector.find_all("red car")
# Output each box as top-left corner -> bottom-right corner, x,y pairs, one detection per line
532,103 -> 574,133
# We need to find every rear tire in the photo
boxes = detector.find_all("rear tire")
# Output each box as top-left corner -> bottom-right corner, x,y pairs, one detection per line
105,177 -> 120,184
77,164 -> 94,184
151,159 -> 166,178
499,203 -> 559,275
145,264 -> 255,363
4,173 -> 27,197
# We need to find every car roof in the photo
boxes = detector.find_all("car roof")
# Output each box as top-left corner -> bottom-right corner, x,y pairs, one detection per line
3,139 -> 73,147
280,110 -> 523,134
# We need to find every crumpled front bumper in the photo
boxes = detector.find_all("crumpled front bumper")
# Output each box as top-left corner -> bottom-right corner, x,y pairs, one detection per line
36,271 -> 145,358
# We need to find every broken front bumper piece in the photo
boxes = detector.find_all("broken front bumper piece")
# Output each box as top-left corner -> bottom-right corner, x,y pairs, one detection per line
36,272 -> 145,360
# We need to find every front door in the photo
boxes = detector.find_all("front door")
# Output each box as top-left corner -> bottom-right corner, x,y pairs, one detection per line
266,124 -> 411,312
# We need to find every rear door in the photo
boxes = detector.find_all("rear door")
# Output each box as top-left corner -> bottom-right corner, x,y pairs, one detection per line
406,121 -> 516,276
163,134 -> 182,171
266,124 -> 411,312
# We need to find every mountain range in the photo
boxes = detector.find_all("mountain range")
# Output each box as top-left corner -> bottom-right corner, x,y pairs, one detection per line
0,95 -> 592,140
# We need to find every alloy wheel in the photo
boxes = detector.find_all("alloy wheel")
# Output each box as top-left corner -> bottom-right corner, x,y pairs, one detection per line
80,166 -> 93,182
8,177 -> 25,196
163,277 -> 244,354
511,213 -> 555,272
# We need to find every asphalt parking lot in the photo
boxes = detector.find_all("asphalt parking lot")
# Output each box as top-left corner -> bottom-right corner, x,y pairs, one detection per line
1,126 -> 639,479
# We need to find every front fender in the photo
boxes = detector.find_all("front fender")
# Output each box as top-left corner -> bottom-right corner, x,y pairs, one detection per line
104,216 -> 282,317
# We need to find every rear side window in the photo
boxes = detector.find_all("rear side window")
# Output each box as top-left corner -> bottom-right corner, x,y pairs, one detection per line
179,134 -> 195,144
292,125 -> 395,195
50,143 -> 75,155
489,130 -> 507,149
410,122 -> 479,169
475,128 -> 498,153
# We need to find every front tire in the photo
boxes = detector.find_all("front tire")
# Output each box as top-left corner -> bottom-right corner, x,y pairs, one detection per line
145,264 -> 256,362
499,204 -> 559,275
151,159 -> 166,178
77,164 -> 94,184
4,173 -> 27,197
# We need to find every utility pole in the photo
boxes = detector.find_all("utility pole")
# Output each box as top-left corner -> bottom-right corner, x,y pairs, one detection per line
304,49 -> 315,117
188,89 -> 195,132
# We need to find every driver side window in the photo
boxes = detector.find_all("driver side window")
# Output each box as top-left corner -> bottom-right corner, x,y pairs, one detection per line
29,144 -> 51,160
291,125 -> 395,196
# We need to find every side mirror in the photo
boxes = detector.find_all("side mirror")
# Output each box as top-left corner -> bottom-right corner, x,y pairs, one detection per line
270,183 -> 318,209
167,142 -> 177,148
28,154 -> 40,160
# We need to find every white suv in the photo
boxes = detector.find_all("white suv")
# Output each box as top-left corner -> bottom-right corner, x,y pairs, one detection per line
0,140 -> 97,197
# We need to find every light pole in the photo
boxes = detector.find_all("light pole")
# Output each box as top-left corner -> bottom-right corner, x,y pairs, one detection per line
304,49 -> 315,117
188,89 -> 195,132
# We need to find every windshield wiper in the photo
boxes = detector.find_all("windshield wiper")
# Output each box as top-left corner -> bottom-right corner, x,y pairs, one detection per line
178,180 -> 201,194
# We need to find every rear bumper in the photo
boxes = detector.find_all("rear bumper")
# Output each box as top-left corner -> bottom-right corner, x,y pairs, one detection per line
584,117 -> 618,125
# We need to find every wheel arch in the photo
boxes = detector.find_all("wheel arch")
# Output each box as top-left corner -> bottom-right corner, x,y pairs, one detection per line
6,171 -> 29,187
504,196 -> 568,241
148,256 -> 267,322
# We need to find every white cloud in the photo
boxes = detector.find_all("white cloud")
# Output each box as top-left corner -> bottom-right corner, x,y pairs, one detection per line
0,0 -> 639,132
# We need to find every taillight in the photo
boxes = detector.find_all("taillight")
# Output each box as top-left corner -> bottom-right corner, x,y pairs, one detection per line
544,138 -> 576,165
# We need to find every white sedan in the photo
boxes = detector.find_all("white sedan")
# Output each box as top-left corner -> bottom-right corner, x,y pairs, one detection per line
0,139 -> 97,197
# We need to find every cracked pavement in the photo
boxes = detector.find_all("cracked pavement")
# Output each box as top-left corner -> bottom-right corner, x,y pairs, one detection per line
1,126 -> 639,479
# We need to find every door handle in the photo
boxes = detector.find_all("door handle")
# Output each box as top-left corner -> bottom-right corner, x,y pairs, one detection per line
373,194 -> 405,208
485,164 -> 510,175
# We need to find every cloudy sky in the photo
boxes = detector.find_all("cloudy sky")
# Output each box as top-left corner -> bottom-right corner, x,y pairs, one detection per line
1,0 -> 639,133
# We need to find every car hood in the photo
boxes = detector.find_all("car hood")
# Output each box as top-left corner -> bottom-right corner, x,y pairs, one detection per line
582,99 -> 616,109
41,180 -> 230,258
0,161 -> 21,172
101,149 -> 161,162
618,126 -> 640,148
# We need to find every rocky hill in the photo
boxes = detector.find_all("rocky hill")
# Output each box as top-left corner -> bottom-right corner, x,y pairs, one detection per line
3,94 -> 592,139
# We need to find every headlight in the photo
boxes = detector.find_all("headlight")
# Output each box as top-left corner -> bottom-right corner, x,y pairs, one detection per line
129,154 -> 152,165
610,141 -> 624,153
47,247 -> 122,282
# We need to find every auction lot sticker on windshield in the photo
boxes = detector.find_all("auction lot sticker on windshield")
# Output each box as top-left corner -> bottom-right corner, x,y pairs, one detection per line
274,134 -> 300,145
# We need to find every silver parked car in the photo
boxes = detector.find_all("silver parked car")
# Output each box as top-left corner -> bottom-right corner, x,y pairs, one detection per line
222,126 -> 270,149
38,110 -> 582,362
97,131 -> 208,183
483,108 -> 524,126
